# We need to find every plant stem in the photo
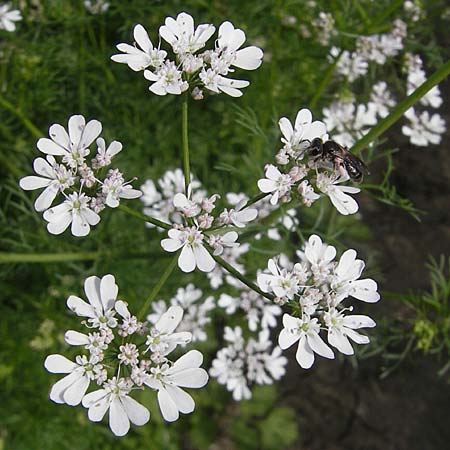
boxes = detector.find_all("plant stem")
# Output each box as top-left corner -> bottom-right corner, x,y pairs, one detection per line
118,204 -> 171,230
211,252 -> 274,301
181,93 -> 190,193
138,255 -> 178,319
0,96 -> 42,138
350,58 -> 450,155
0,252 -> 98,263
245,191 -> 269,208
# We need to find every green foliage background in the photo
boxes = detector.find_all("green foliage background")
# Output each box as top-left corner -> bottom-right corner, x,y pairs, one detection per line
0,0 -> 449,449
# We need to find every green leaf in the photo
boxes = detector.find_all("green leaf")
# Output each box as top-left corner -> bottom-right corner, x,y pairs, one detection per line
259,407 -> 300,450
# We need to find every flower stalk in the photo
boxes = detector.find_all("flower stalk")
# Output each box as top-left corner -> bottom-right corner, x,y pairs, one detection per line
182,93 -> 191,193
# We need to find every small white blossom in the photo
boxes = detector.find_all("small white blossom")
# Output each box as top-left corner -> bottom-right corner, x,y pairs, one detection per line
402,108 -> 446,146
144,60 -> 189,96
257,165 -> 293,205
316,173 -> 360,215
84,0 -> 109,14
0,2 -> 21,32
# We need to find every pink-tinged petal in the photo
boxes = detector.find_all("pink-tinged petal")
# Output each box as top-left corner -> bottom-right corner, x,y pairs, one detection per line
37,138 -> 67,156
121,396 -> 150,426
64,330 -> 89,346
156,305 -> 183,334
170,350 -> 203,372
343,314 -> 376,329
350,279 -> 380,303
48,124 -> 70,149
295,109 -> 312,129
296,335 -> 315,369
100,274 -> 118,311
234,46 -> 263,70
71,213 -> 90,237
68,115 -> 86,149
178,245 -> 196,273
133,24 -> 153,53
278,328 -> 300,350
82,388 -> 108,408
87,395 -> 110,422
67,294 -> 96,318
109,397 -> 130,437
165,385 -> 195,414
63,374 -> 90,406
158,388 -> 179,422
44,354 -> 78,373
167,368 -> 209,389
307,332 -> 334,359
257,178 -> 277,193
278,117 -> 293,141
80,120 -> 102,149
35,184 -> 59,212
19,175 -> 51,191
328,328 -> 354,355
193,245 -> 215,273
49,371 -> 80,404
345,328 -> 370,345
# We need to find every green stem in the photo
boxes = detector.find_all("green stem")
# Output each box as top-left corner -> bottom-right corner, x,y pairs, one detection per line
181,93 -> 190,193
245,192 -> 269,208
350,59 -> 450,155
0,96 -> 42,138
118,204 -> 171,230
138,255 -> 178,319
211,252 -> 274,301
0,252 -> 98,263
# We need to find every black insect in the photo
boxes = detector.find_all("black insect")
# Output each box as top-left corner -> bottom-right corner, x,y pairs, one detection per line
306,137 -> 368,183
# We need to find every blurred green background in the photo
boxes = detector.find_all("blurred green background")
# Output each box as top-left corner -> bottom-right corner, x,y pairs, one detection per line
1,0 -> 449,449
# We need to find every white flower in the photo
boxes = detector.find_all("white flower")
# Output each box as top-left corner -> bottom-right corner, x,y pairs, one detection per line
67,274 -> 118,329
112,24 -> 167,71
278,314 -> 334,369
144,60 -> 189,96
316,173 -> 360,215
332,249 -> 380,303
91,138 -> 122,169
208,231 -> 239,256
43,192 -> 100,236
144,350 -> 209,422
0,3 -> 22,32
216,21 -> 263,72
161,227 -> 216,273
173,191 -> 201,218
84,0 -> 109,14
82,377 -> 150,436
370,81 -> 396,118
219,199 -> 258,228
44,354 -> 99,406
257,165 -> 293,205
333,48 -> 368,82
118,343 -> 139,366
303,234 -> 336,268
19,155 -> 75,212
324,308 -> 376,355
298,180 -> 320,206
278,108 -> 328,159
402,108 -> 446,146
159,12 -> 215,56
37,115 -> 102,169
145,306 -> 192,356
101,169 -> 142,208
258,258 -> 300,300
199,68 -> 250,97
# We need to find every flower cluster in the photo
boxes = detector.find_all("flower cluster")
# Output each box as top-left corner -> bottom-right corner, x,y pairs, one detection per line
257,235 -> 380,368
112,12 -> 263,98
84,0 -> 110,15
209,326 -> 287,401
160,185 -> 257,273
44,274 -> 208,436
19,115 -> 142,236
258,107 -> 361,215
0,2 -> 21,32
147,283 -> 215,342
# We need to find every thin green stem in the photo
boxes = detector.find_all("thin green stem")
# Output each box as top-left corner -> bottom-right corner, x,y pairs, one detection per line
0,252 -> 98,263
0,96 -> 42,138
245,192 -> 269,208
211,252 -> 274,301
181,93 -> 190,193
138,255 -> 178,319
118,204 -> 171,230
350,59 -> 450,155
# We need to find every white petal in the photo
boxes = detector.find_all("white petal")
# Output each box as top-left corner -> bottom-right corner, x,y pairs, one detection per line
278,117 -> 293,141
68,115 -> 86,148
67,294 -> 96,318
82,388 -> 108,408
156,305 -> 183,334
193,244 -> 216,273
328,188 -> 359,215
161,238 -> 183,252
158,388 -> 179,422
48,124 -> 70,149
307,332 -> 334,359
178,245 -> 196,273
302,121 -> 327,141
345,328 -> 370,345
296,335 -> 315,369
37,138 -> 67,156
46,210 -> 72,235
49,371 -> 80,404
100,274 -> 118,311
44,354 -> 78,373
35,184 -> 59,212
164,385 -> 195,414
19,175 -> 51,191
295,109 -> 312,128
64,330 -> 89,346
121,396 -> 150,426
168,368 -> 208,388
336,249 -> 363,281
84,276 -> 102,311
350,279 -> 380,303
109,397 -> 130,437
257,179 -> 277,193
278,328 -> 300,350
234,46 -> 263,70
328,328 -> 354,355
134,24 -> 153,53
106,141 -> 122,157
63,374 -> 90,406
171,350 -> 203,372
343,314 -> 376,329
115,300 -> 130,319
87,395 -> 110,422
71,213 -> 90,237
173,193 -> 190,208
